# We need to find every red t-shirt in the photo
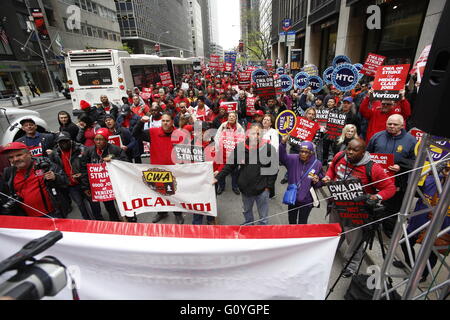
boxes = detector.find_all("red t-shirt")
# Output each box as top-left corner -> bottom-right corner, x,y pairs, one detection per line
61,150 -> 77,186
122,115 -> 131,128
14,166 -> 55,217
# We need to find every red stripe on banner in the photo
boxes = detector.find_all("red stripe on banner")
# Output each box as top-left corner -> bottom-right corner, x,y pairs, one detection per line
0,216 -> 341,239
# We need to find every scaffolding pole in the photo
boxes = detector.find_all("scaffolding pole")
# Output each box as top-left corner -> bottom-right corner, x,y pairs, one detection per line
373,134 -> 450,300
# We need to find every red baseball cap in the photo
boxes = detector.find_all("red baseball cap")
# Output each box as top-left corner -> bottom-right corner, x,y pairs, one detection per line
153,94 -> 161,99
156,82 -> 162,87
1,142 -> 29,153
254,110 -> 264,116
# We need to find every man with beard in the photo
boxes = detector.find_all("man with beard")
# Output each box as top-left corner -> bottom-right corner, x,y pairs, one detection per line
323,138 -> 396,277
214,123 -> 278,225
49,132 -> 104,220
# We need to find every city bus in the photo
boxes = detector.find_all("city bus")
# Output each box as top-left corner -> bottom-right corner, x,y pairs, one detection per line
65,49 -> 193,116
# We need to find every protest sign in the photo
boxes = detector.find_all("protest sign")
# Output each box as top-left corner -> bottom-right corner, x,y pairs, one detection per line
238,71 -> 252,89
328,178 -> 369,227
315,107 -> 330,130
331,63 -> 359,92
289,117 -> 321,145
410,45 -> 431,83
326,109 -> 347,141
174,145 -> 205,163
372,64 -> 410,101
303,64 -> 319,76
276,67 -> 285,75
255,75 -> 276,100
370,153 -> 395,177
410,128 -> 425,141
252,68 -> 269,82
87,163 -> 115,202
266,59 -> 273,69
220,101 -> 238,113
354,63 -> 363,72
278,74 -> 293,92
332,55 -> 351,68
323,67 -> 334,85
225,62 -> 234,72
361,53 -> 386,77
107,161 -> 217,217
307,75 -> 323,93
246,97 -> 257,116
159,72 -> 173,87
209,54 -> 221,70
294,72 -> 309,90
108,135 -> 123,148
276,110 -> 297,136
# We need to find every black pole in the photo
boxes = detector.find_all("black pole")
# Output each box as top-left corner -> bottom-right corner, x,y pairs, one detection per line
285,32 -> 288,69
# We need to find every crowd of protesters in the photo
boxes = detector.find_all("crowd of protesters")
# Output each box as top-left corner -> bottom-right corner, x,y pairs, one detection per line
0,67 -> 448,280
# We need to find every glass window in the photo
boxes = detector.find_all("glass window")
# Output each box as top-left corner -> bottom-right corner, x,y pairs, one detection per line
92,2 -> 98,14
87,27 -> 92,37
80,0 -> 87,10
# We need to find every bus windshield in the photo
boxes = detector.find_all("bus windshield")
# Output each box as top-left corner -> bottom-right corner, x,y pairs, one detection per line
76,69 -> 113,86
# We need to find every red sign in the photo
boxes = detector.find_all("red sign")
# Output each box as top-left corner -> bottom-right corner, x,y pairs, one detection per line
108,135 -> 123,148
142,87 -> 152,93
220,101 -> 238,113
370,153 -> 395,177
372,64 -> 410,101
246,97 -> 257,116
410,45 -> 431,82
291,117 -> 320,142
361,53 -> 386,77
87,163 -> 115,202
225,62 -> 234,72
410,129 -> 425,141
238,71 -> 252,89
266,59 -> 273,68
159,72 -> 173,87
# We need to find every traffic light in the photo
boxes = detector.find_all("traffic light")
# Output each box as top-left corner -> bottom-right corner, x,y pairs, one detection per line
239,40 -> 244,53
154,43 -> 160,53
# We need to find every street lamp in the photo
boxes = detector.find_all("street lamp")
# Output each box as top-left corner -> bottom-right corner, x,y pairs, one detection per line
155,30 -> 170,56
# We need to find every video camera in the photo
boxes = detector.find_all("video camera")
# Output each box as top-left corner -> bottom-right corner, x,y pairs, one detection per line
353,194 -> 386,221
0,231 -> 70,300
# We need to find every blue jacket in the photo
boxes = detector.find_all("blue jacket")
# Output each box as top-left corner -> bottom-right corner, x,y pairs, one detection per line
367,129 -> 416,169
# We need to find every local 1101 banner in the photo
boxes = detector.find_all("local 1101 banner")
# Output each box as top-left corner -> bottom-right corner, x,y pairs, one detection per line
106,160 -> 217,218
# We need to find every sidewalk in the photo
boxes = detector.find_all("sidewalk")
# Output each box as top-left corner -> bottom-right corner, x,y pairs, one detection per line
0,92 -> 67,109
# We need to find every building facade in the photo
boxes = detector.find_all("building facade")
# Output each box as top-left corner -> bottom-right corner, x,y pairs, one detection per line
115,0 -> 194,57
210,42 -> 223,57
240,0 -> 260,44
199,0 -> 211,59
271,0 -> 444,75
0,0 -> 123,94
189,0 -> 204,58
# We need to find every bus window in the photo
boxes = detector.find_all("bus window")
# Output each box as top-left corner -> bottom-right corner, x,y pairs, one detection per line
131,65 -> 167,88
76,69 -> 113,86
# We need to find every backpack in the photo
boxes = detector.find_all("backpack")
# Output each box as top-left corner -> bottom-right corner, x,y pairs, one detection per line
344,275 -> 401,300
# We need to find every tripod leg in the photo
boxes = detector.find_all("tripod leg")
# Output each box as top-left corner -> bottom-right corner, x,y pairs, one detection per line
326,237 -> 367,300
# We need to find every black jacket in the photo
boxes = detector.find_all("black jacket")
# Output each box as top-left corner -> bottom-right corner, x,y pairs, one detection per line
216,140 -> 278,197
49,142 -> 86,183
80,144 -> 128,191
2,157 -> 70,217
59,123 -> 80,141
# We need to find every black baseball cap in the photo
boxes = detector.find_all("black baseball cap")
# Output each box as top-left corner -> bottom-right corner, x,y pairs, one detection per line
56,131 -> 71,143
20,118 -> 36,126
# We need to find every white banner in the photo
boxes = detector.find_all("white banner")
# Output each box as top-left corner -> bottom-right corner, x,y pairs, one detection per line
0,217 -> 341,300
106,160 -> 217,218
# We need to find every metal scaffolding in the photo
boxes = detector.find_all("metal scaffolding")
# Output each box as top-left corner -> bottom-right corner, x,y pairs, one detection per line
373,133 -> 450,300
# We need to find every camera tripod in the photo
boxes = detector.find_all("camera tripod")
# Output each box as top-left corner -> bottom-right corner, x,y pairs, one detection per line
325,210 -> 391,300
